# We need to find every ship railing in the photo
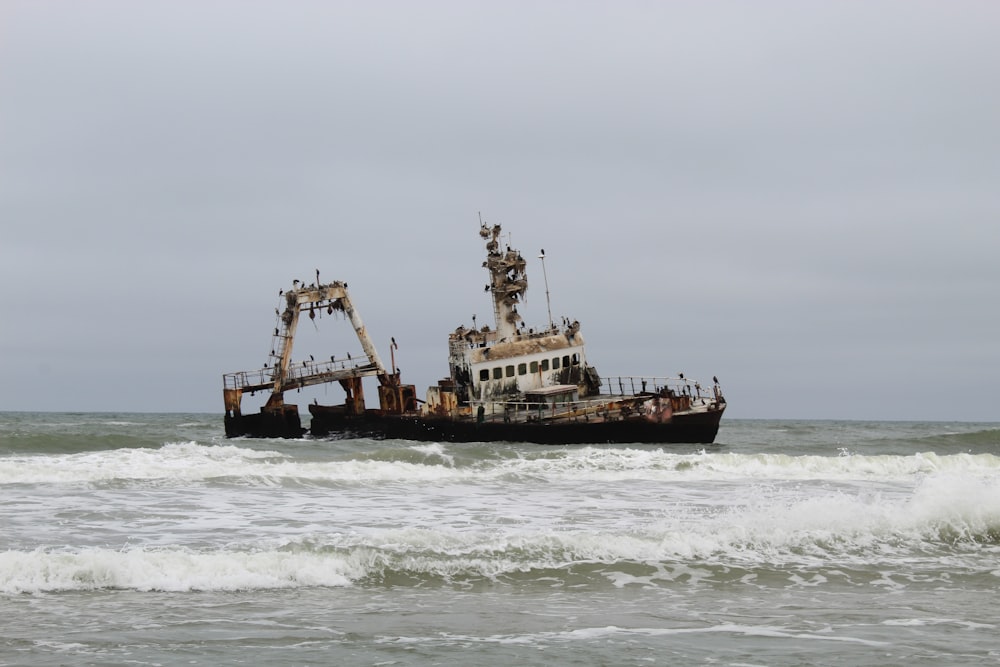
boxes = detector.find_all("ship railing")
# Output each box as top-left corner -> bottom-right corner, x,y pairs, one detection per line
281,354 -> 380,385
599,375 -> 709,398
223,368 -> 274,392
464,376 -> 722,425
223,352 -> 380,392
469,390 -> 723,425
469,396 -> 626,425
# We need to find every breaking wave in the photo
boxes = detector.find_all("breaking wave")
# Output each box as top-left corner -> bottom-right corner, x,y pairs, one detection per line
3,472 -> 998,594
2,441 -> 999,486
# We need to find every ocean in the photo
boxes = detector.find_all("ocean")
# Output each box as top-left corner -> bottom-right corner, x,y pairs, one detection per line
1,413 -> 998,666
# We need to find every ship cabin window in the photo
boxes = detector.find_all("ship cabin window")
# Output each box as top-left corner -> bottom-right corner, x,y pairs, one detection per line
505,365 -> 515,378
493,367 -> 502,380
530,361 -> 538,373
562,355 -> 570,368
518,363 -> 527,375
572,353 -> 580,365
479,369 -> 489,382
540,359 -> 549,371
552,357 -> 560,370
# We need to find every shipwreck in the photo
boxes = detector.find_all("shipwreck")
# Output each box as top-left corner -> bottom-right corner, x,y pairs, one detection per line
223,222 -> 726,443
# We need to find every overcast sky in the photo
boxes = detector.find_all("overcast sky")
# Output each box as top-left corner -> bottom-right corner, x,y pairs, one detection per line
2,1 -> 998,420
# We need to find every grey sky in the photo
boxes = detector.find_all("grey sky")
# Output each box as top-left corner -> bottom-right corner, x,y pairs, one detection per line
2,1 -> 998,420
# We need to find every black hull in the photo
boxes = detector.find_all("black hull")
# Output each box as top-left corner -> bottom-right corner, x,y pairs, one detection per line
307,408 -> 724,445
224,406 -> 305,439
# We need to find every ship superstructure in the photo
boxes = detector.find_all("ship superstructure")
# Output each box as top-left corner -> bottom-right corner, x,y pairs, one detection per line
441,223 -> 598,402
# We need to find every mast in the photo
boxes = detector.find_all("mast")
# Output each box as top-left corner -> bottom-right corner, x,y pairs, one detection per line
480,222 -> 527,341
538,248 -> 553,330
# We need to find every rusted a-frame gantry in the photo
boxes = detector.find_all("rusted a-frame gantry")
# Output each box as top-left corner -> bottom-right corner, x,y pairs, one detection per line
223,279 -> 395,437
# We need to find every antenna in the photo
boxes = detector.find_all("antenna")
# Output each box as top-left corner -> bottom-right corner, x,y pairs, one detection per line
538,248 -> 554,330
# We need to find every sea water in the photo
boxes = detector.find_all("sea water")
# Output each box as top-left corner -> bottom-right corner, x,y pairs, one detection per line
1,413 -> 998,666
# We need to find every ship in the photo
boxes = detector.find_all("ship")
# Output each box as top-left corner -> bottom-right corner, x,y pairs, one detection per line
223,222 -> 726,443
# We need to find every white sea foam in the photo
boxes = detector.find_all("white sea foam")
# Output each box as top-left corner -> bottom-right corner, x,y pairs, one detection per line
395,624 -> 890,648
639,472 -> 1000,565
3,443 -> 999,486
0,546 -> 362,594
3,471 -> 998,595
408,442 -> 455,466
0,442 -> 288,484
2,442 -> 999,594
882,618 -> 996,630
511,448 -> 1000,483
274,471 -> 1000,573
0,441 -> 483,485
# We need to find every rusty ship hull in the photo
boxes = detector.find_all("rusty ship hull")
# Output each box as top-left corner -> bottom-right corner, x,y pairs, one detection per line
306,404 -> 724,445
